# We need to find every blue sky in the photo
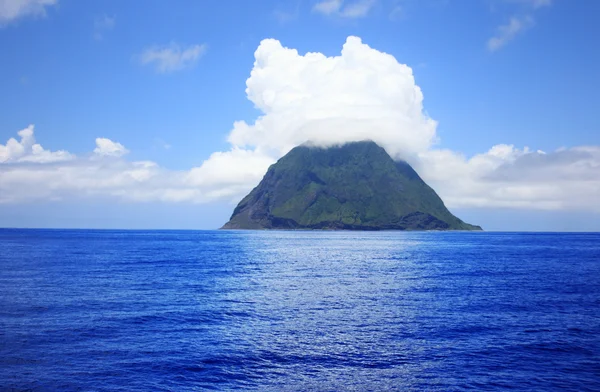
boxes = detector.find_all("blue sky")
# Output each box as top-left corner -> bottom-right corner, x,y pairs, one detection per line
0,0 -> 599,230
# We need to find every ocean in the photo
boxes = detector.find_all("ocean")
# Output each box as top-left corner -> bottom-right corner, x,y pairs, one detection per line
1,229 -> 599,391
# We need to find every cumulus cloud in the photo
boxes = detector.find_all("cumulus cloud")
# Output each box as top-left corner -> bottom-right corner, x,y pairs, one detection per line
313,0 -> 376,18
417,146 -> 600,212
195,36 -> 600,212
0,0 -> 57,26
0,128 -> 209,204
93,138 -> 128,157
0,125 -> 73,163
186,148 -> 276,200
178,36 -> 438,201
228,36 -> 436,160
0,157 -> 183,204
1,36 -> 599,213
138,43 -> 207,73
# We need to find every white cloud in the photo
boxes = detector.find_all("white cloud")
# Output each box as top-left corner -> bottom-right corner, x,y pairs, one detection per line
529,0 -> 551,8
313,0 -> 342,15
0,125 -> 73,163
228,36 -> 436,161
93,138 -> 128,157
417,145 -> 600,212
152,138 -> 171,150
186,148 -> 276,200
0,0 -> 57,26
274,0 -> 301,23
487,0 -> 551,52
389,4 -> 402,21
340,0 -> 376,18
0,128 -> 199,204
138,43 -> 207,73
0,127 -> 268,204
487,15 -> 533,52
196,36 -> 600,212
313,0 -> 376,18
93,14 -> 115,41
274,10 -> 295,23
1,36 -> 599,214
508,0 -> 551,9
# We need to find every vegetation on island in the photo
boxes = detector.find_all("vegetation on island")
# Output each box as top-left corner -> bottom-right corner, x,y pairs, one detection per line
222,141 -> 482,231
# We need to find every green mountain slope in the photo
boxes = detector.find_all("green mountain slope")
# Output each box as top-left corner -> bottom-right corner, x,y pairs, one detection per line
221,141 -> 482,231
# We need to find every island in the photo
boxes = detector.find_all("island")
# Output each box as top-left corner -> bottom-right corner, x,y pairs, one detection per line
221,141 -> 482,231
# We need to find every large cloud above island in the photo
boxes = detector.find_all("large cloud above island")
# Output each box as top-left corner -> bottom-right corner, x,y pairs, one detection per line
226,36 -> 437,159
1,36 -> 599,211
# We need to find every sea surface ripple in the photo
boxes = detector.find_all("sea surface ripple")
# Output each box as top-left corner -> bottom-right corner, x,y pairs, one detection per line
1,230 -> 599,391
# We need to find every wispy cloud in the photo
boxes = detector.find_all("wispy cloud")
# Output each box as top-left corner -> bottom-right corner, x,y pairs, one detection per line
0,0 -> 57,26
273,0 -> 302,24
93,14 -> 115,41
313,0 -> 342,15
273,9 -> 296,23
514,0 -> 552,9
389,3 -> 403,21
138,43 -> 207,73
487,15 -> 533,52
153,138 -> 172,150
487,0 -> 551,52
313,0 -> 376,18
340,0 -> 376,18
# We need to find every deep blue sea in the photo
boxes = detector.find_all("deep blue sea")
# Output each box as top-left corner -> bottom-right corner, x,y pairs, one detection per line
1,230 -> 599,391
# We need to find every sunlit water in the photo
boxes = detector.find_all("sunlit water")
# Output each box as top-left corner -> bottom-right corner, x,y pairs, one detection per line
1,229 -> 599,391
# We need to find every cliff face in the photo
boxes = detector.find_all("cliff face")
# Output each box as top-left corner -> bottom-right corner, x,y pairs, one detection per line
222,141 -> 482,231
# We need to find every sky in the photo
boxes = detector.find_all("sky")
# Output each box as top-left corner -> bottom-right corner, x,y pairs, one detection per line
0,0 -> 599,231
